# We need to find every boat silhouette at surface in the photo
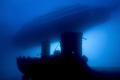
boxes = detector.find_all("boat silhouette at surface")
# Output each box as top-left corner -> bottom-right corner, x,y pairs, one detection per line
14,3 -> 119,48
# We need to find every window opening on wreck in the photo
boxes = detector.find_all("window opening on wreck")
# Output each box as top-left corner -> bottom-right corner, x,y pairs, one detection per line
72,51 -> 74,54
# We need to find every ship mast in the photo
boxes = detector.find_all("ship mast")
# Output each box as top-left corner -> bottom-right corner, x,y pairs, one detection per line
41,40 -> 50,58
60,32 -> 83,57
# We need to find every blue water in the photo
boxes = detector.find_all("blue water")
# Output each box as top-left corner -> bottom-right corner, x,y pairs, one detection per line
0,0 -> 120,79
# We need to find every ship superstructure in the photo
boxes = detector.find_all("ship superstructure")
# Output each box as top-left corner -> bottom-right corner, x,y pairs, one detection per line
17,32 -> 91,80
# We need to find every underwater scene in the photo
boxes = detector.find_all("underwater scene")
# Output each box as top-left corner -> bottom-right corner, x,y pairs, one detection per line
0,0 -> 120,80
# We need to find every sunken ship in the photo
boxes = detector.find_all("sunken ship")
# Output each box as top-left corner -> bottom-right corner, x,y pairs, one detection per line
17,32 -> 98,80
16,32 -> 120,80
17,32 -> 93,80
16,3 -> 120,80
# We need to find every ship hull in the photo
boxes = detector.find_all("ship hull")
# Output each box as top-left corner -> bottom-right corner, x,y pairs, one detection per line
17,56 -> 120,80
17,55 -> 98,80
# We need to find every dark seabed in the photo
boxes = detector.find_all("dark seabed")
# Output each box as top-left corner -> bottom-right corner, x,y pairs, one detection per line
6,67 -> 120,80
91,67 -> 120,72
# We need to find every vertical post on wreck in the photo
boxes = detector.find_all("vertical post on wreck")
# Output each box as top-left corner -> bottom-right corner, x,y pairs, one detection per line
41,40 -> 50,58
73,32 -> 83,57
60,32 -> 83,57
